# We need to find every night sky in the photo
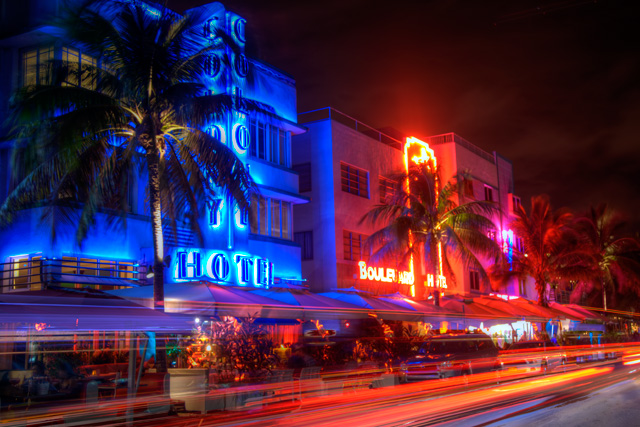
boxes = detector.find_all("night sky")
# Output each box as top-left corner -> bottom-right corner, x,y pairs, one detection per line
170,0 -> 640,227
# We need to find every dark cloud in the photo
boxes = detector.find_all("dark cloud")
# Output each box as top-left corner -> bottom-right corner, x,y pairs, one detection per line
170,0 -> 640,227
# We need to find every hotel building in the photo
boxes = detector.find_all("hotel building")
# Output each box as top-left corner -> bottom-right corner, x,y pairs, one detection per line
292,108 -> 526,299
0,1 -> 307,294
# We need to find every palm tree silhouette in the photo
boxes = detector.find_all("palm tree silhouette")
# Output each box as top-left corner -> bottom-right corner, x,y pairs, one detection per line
572,204 -> 640,310
361,164 -> 502,297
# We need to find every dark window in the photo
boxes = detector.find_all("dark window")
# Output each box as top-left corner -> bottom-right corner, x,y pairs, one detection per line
462,179 -> 474,198
511,194 -> 521,213
379,176 -> 396,203
341,163 -> 369,198
248,118 -> 289,167
250,194 -> 292,240
294,231 -> 314,260
484,186 -> 494,202
293,163 -> 311,192
469,270 -> 480,291
343,230 -> 366,261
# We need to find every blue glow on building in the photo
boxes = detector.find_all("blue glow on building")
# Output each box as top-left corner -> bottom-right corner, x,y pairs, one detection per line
0,1 -> 306,292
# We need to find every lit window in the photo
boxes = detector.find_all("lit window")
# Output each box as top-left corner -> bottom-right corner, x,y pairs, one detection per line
341,163 -> 369,198
79,258 -> 97,275
61,47 -> 98,89
343,230 -> 366,261
21,46 -> 54,87
7,256 -> 43,291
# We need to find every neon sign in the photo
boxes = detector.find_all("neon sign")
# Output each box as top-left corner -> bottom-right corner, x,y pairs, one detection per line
426,274 -> 447,289
358,261 -> 447,288
175,249 -> 272,288
358,261 -> 414,285
402,136 -> 443,297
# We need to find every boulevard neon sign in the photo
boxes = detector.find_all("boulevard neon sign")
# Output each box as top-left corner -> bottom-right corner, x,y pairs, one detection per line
175,250 -> 273,288
358,261 -> 414,285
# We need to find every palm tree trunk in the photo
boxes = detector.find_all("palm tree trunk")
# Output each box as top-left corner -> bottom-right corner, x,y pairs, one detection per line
536,279 -> 548,307
146,148 -> 167,373
602,277 -> 607,311
147,149 -> 165,311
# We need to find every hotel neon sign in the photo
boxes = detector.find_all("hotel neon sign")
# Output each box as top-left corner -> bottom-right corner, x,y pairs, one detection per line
402,136 -> 444,296
174,249 -> 273,289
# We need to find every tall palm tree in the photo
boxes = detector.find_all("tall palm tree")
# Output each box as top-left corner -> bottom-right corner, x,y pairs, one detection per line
0,1 -> 263,311
572,204 -> 640,310
361,164 -> 502,296
504,195 -> 582,307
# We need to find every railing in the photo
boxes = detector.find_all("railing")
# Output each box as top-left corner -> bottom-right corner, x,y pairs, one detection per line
426,133 -> 495,164
298,108 -> 403,150
0,258 -> 142,292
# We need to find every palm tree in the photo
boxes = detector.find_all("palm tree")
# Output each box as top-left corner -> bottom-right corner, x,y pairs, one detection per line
361,164 -> 502,297
572,204 -> 640,310
0,0 -> 262,312
504,195 -> 582,307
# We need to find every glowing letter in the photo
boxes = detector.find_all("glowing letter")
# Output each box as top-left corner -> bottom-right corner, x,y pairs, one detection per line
178,251 -> 202,279
358,261 -> 367,279
255,258 -> 270,288
209,198 -> 223,227
235,255 -> 253,285
206,253 -> 230,281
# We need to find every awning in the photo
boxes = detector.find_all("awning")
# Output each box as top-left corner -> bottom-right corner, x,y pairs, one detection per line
0,287 -> 191,332
319,291 -> 426,321
108,281 -> 300,319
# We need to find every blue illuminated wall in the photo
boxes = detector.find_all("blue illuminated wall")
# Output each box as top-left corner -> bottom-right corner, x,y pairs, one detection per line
0,1 -> 306,292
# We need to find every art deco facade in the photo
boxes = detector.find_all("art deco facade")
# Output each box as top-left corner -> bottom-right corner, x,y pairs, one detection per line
292,108 -> 525,299
0,1 -> 306,294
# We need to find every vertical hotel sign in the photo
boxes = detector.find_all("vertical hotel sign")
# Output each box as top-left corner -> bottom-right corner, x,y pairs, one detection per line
403,137 -> 445,297
356,137 -> 446,297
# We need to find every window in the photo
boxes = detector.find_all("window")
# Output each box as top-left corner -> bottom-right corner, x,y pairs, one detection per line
343,230 -> 366,261
293,163 -> 311,192
469,270 -> 480,291
248,118 -> 289,167
484,185 -> 494,202
22,45 -> 102,89
379,176 -> 396,203
21,46 -> 54,87
341,163 -> 369,198
8,256 -> 41,291
510,194 -> 522,213
57,47 -> 98,88
60,257 -> 136,279
250,195 -> 292,240
294,231 -> 314,260
462,179 -> 474,198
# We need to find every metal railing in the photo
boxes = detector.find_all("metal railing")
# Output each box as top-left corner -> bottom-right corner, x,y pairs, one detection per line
0,258 -> 142,292
426,133 -> 495,164
298,108 -> 403,150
